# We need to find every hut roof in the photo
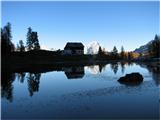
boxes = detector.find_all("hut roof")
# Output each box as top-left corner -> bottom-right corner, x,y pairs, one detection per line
64,42 -> 84,49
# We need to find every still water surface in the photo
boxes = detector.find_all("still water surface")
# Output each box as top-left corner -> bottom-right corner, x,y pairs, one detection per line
2,62 -> 159,119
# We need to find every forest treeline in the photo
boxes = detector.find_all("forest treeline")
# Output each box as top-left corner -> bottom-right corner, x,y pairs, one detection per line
1,22 -> 160,61
1,23 -> 40,54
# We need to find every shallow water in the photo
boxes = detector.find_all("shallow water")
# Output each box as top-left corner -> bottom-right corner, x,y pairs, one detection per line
1,62 -> 160,119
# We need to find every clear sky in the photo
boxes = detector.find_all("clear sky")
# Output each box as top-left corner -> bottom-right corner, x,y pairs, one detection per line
2,1 -> 159,51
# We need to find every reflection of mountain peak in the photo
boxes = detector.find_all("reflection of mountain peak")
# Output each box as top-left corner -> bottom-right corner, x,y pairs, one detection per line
87,41 -> 100,54
87,65 -> 100,75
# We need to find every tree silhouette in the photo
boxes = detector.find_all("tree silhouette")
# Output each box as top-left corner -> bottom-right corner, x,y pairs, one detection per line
19,40 -> 25,52
111,46 -> 118,59
148,34 -> 160,58
120,46 -> 125,59
1,22 -> 15,55
98,46 -> 103,55
26,27 -> 33,51
128,52 -> 132,60
32,32 -> 40,50
26,28 -> 40,51
16,43 -> 20,51
113,46 -> 118,54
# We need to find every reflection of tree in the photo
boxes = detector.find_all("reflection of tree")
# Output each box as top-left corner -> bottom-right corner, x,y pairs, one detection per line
120,62 -> 125,74
1,72 -> 15,102
99,64 -> 106,73
146,65 -> 160,86
17,72 -> 26,83
139,63 -> 160,86
127,61 -> 134,66
152,72 -> 160,85
110,63 -> 118,74
27,73 -> 41,97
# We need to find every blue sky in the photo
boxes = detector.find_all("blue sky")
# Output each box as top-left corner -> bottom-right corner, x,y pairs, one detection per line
2,1 -> 159,51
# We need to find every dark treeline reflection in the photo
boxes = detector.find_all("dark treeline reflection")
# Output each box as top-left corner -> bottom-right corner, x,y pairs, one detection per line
1,71 -> 15,102
1,62 -> 160,102
139,63 -> 160,86
17,72 -> 26,83
110,62 -> 119,74
27,73 -> 41,97
120,62 -> 125,74
110,62 -> 134,75
16,72 -> 41,96
99,64 -> 106,73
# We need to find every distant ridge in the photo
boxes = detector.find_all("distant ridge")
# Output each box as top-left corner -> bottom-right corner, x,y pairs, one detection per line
134,40 -> 154,54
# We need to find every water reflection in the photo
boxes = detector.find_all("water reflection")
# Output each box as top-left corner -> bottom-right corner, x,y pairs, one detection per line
120,62 -> 126,74
1,62 -> 160,102
16,72 -> 26,83
1,71 -> 15,102
87,65 -> 100,74
63,80 -> 154,99
63,66 -> 85,79
139,62 -> 160,86
87,64 -> 106,75
27,73 -> 41,96
110,62 -> 118,74
99,64 -> 106,73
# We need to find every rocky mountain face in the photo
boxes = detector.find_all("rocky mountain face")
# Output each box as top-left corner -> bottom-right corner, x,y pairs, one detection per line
134,40 -> 153,54
87,41 -> 100,54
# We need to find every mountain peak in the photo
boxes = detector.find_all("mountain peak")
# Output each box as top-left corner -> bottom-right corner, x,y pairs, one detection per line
87,41 -> 100,54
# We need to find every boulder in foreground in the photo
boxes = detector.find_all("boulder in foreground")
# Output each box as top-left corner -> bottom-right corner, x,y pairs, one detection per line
118,72 -> 143,86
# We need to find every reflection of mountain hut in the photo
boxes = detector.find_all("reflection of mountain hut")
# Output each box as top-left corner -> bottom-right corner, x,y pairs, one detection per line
64,66 -> 85,79
63,42 -> 84,55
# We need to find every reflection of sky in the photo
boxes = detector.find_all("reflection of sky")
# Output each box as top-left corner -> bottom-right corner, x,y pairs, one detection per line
2,1 -> 159,51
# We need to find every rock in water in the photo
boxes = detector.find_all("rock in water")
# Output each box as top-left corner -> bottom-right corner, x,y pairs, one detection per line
118,72 -> 143,86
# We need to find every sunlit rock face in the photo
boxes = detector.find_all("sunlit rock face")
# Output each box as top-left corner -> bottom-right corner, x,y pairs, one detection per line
87,41 -> 100,54
134,39 -> 154,54
87,65 -> 100,75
